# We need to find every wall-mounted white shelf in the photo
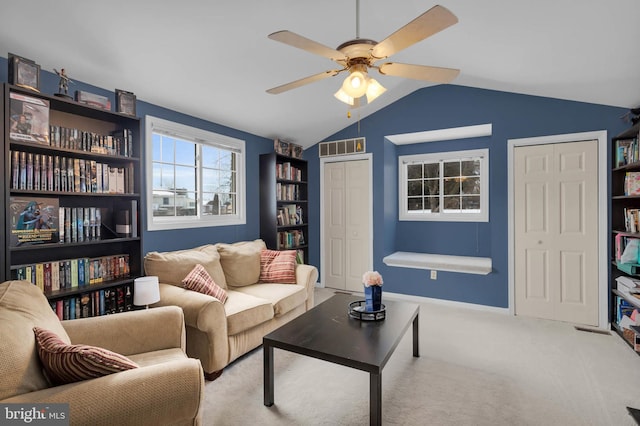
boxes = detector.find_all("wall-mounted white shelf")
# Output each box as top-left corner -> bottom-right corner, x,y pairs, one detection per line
383,251 -> 492,275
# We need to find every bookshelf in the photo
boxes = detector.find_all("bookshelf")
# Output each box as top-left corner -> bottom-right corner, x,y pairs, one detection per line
1,83 -> 141,319
259,151 -> 308,264
610,120 -> 640,352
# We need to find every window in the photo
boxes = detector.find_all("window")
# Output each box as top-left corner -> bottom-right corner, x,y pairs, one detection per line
399,149 -> 488,222
145,116 -> 245,230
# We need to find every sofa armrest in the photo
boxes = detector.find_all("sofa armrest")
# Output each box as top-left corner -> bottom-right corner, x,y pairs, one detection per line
155,284 -> 227,335
1,359 -> 204,426
154,283 -> 229,374
296,264 -> 319,310
62,306 -> 186,356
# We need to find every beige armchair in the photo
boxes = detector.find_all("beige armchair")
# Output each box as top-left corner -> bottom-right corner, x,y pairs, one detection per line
0,280 -> 204,426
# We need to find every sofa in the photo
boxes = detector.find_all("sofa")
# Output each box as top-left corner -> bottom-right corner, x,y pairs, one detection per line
143,239 -> 319,380
0,280 -> 204,426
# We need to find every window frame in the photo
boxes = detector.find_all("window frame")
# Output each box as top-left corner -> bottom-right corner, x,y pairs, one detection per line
145,115 -> 246,231
398,148 -> 489,222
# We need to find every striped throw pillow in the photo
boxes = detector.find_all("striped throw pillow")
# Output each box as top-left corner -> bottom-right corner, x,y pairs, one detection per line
259,249 -> 297,284
33,327 -> 138,386
182,264 -> 228,303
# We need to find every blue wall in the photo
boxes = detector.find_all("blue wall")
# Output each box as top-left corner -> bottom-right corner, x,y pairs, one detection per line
306,84 -> 629,308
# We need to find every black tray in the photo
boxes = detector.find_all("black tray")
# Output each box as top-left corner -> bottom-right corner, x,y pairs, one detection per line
348,300 -> 386,321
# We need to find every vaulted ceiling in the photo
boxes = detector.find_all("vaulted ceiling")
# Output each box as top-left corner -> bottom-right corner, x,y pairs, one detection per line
2,1 -> 639,148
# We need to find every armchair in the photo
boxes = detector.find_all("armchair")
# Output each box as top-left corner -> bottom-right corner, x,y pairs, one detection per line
0,280 -> 204,426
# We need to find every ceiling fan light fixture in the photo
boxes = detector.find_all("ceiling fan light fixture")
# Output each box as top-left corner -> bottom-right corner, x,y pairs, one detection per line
342,69 -> 368,98
334,88 -> 355,105
365,78 -> 386,103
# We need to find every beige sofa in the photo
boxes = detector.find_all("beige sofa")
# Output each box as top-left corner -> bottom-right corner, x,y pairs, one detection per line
0,280 -> 204,426
143,239 -> 318,380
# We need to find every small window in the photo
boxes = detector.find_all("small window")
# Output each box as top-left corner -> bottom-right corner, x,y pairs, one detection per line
145,116 -> 245,230
399,149 -> 488,222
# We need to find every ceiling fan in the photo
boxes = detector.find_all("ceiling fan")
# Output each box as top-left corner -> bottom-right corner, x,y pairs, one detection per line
266,2 -> 460,107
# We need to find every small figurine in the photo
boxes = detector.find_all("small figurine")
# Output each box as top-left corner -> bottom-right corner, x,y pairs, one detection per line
54,68 -> 73,99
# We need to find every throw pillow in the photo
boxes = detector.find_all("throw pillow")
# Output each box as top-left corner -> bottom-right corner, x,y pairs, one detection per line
259,249 -> 297,284
182,264 -> 228,303
33,327 -> 139,386
144,244 -> 227,289
217,239 -> 266,286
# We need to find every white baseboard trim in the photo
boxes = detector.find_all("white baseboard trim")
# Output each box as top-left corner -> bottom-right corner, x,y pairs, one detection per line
382,291 -> 510,314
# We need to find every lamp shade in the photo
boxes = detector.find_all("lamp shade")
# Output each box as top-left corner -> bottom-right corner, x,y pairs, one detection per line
342,70 -> 368,98
133,276 -> 160,307
365,78 -> 386,103
334,88 -> 355,105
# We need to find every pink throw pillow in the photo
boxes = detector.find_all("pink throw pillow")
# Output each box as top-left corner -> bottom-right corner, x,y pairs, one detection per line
259,249 -> 297,284
182,264 -> 228,303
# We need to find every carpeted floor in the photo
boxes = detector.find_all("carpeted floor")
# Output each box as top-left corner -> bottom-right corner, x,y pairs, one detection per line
202,288 -> 640,425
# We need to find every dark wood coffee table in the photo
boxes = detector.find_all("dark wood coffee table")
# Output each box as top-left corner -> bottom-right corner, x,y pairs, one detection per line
263,293 -> 419,426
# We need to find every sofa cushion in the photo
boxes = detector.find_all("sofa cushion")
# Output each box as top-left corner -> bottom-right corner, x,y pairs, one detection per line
33,327 -> 139,385
144,244 -> 227,289
216,239 -> 266,287
224,290 -> 274,335
0,280 -> 71,400
182,264 -> 228,303
233,283 -> 307,317
259,249 -> 297,284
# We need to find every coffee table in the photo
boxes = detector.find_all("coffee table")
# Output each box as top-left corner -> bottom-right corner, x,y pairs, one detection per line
263,293 -> 419,426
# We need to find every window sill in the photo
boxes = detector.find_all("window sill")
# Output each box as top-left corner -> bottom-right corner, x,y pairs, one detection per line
382,251 -> 492,275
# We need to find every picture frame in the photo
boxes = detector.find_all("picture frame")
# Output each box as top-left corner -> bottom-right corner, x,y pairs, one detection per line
115,89 -> 136,116
75,90 -> 111,111
290,143 -> 303,159
8,53 -> 40,92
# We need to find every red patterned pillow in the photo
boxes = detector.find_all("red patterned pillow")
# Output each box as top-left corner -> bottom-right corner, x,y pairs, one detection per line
182,264 -> 228,303
33,327 -> 138,386
259,249 -> 297,284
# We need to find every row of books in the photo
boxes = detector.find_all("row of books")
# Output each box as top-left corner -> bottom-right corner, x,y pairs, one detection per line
49,125 -> 134,157
276,183 -> 303,201
60,206 -> 102,243
10,150 -> 135,194
623,208 -> 640,233
614,295 -> 640,352
277,204 -> 304,227
276,162 -> 304,182
616,137 -> 640,168
614,234 -> 638,262
49,285 -> 133,321
277,230 -> 305,249
616,275 -> 640,298
13,254 -> 131,293
624,172 -> 640,196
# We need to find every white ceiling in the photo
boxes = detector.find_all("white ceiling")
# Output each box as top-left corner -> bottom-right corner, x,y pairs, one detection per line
2,1 -> 639,148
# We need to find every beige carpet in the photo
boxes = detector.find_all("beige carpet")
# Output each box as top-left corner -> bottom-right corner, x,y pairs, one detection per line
202,288 -> 640,425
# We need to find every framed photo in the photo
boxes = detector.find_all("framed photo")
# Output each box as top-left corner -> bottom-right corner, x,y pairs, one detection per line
8,53 -> 40,92
115,89 -> 136,116
290,143 -> 303,159
75,90 -> 111,111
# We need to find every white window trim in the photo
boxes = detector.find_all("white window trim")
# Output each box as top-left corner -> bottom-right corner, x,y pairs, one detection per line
399,148 -> 489,222
145,115 -> 246,231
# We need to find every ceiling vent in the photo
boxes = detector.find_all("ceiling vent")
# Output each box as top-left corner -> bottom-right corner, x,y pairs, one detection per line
319,137 -> 366,157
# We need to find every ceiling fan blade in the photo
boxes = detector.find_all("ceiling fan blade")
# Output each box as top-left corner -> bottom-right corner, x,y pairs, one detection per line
371,5 -> 458,59
268,30 -> 347,62
267,70 -> 341,94
378,62 -> 459,83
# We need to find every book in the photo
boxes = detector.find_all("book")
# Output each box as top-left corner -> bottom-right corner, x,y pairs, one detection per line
627,172 -> 640,196
9,92 -> 50,145
9,197 -> 59,246
617,261 -> 640,275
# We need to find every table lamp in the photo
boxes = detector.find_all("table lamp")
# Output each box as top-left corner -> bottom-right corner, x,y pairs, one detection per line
133,276 -> 160,309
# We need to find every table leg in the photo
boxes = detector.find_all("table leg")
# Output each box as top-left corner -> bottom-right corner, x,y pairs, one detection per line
412,313 -> 420,358
264,343 -> 274,406
370,372 -> 382,426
